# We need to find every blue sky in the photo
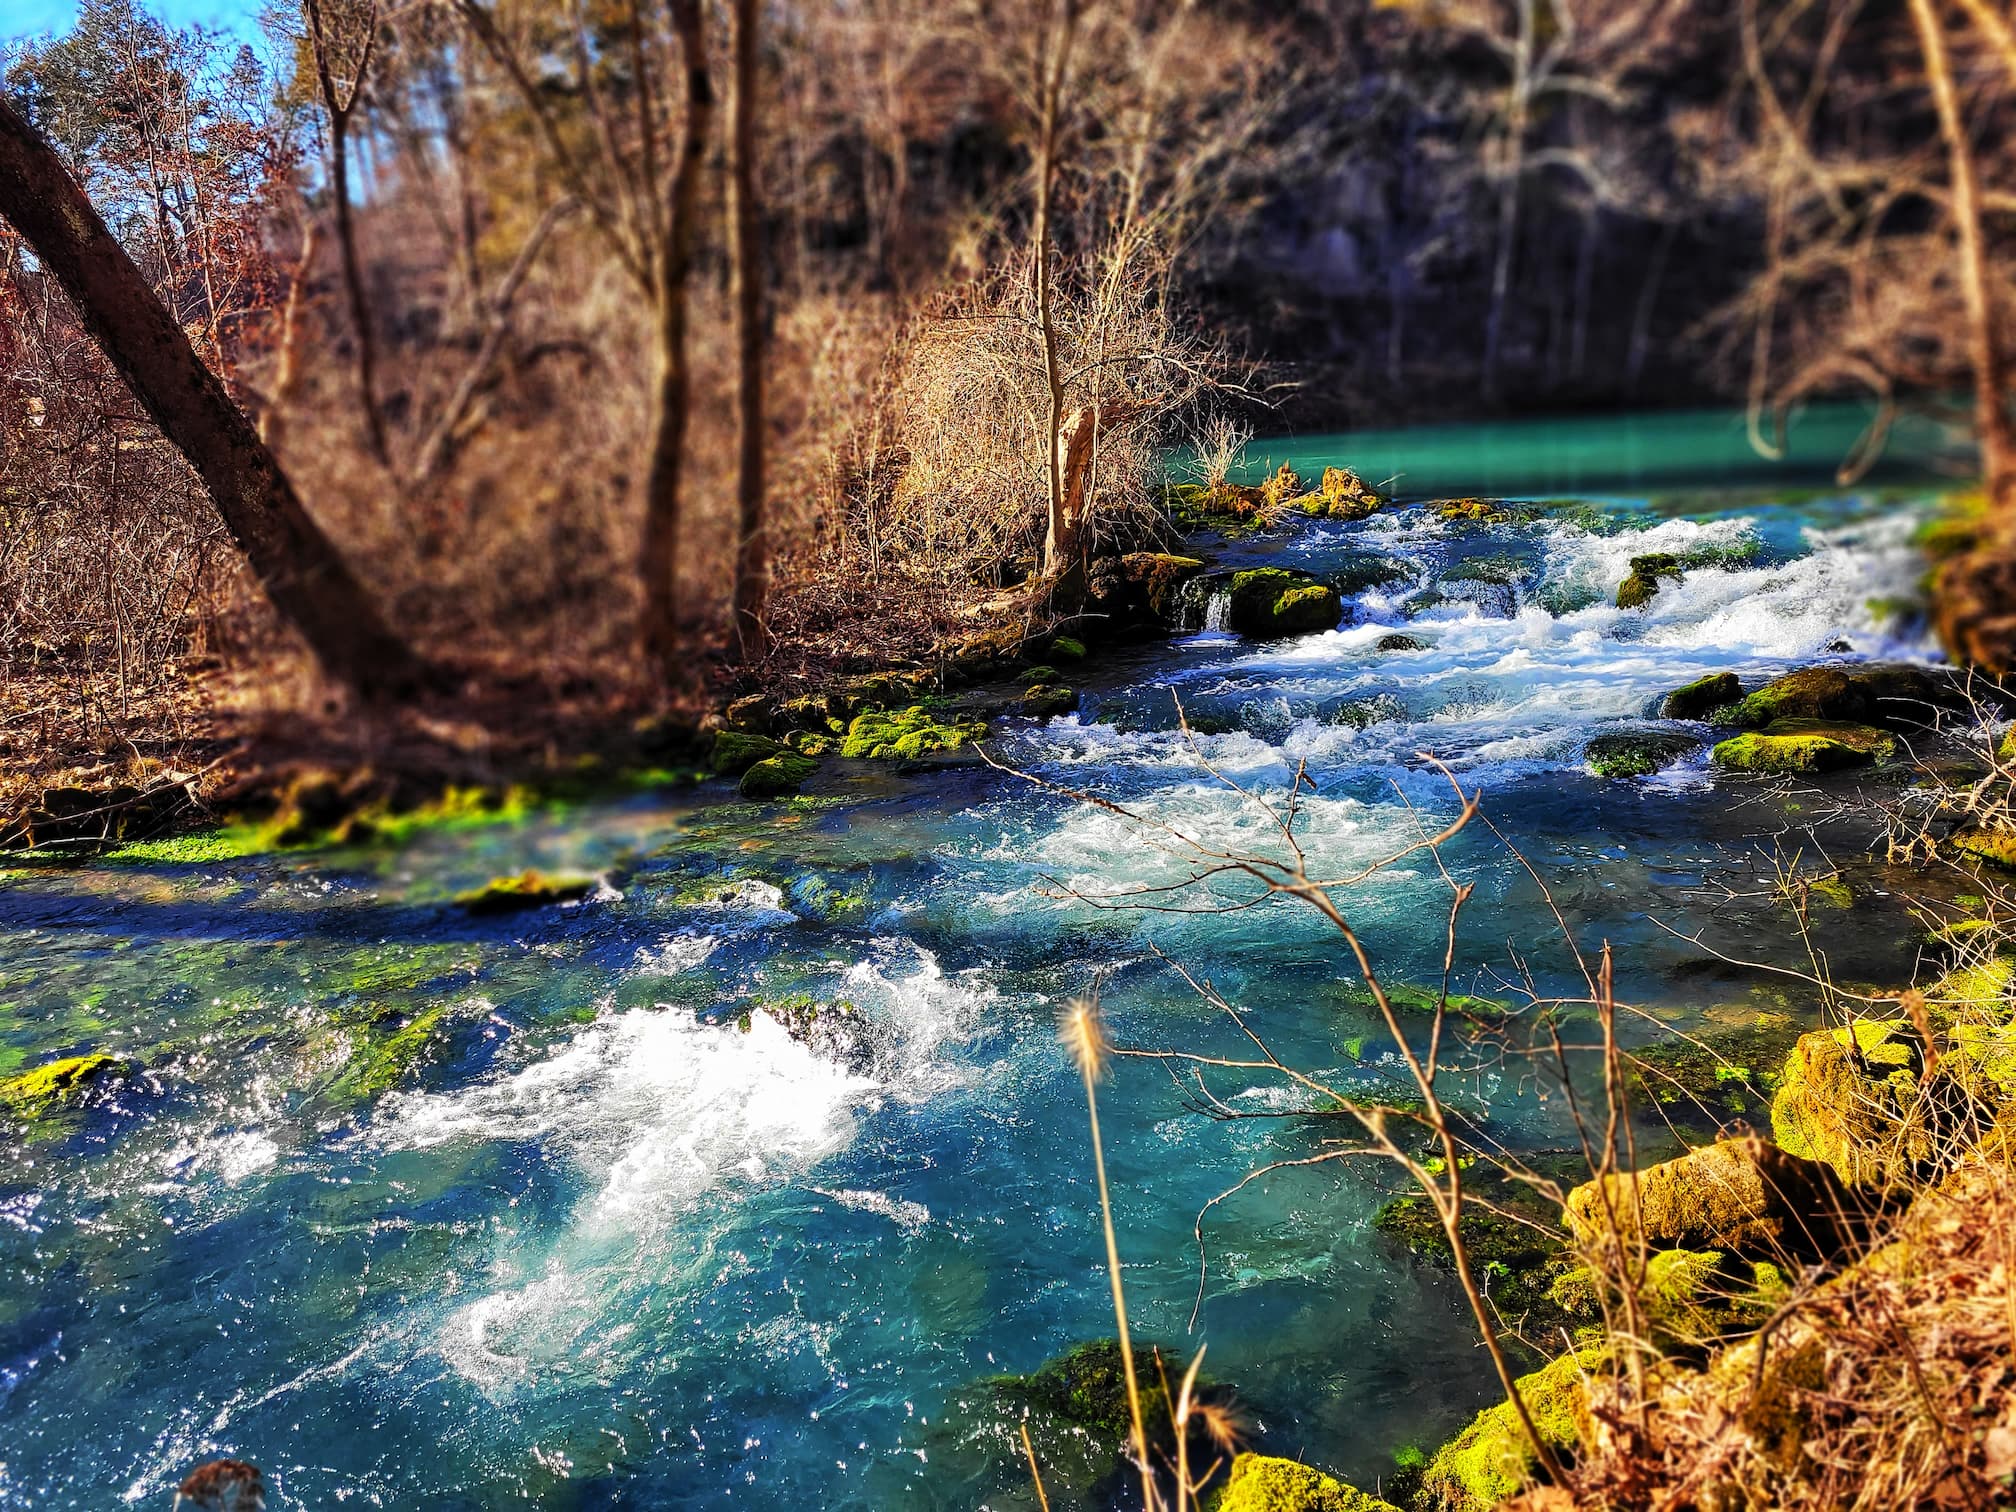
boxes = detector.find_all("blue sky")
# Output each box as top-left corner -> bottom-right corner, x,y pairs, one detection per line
4,0 -> 264,45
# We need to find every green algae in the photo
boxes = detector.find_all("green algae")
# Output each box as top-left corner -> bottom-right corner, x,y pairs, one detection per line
1660,672 -> 1742,721
1,1052 -> 126,1115
453,868 -> 597,914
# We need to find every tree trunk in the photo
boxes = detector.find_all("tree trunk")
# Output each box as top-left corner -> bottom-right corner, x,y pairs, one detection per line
1913,0 -> 2016,668
1033,0 -> 1081,580
728,0 -> 770,661
638,0 -> 714,688
1481,0 -> 1534,404
0,92 -> 427,701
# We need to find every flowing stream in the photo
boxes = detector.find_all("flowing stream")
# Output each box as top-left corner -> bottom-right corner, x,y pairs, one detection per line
0,406 -> 1978,1509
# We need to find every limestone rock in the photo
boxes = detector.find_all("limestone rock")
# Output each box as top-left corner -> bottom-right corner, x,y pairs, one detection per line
1563,1136 -> 1852,1257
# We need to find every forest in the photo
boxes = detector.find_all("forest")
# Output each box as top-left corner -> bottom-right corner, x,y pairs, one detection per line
3,1 -> 2016,1510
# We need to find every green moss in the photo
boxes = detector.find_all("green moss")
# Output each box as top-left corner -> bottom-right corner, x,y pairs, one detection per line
1326,553 -> 1413,595
1374,1169 -> 1574,1335
1291,465 -> 1387,520
1585,729 -> 1703,779
1050,636 -> 1088,660
1019,685 -> 1079,718
103,826 -> 272,864
1952,830 -> 2016,869
1441,554 -> 1530,587
1017,665 -> 1061,685
1419,1347 -> 1603,1511
1711,720 -> 1894,774
991,1338 -> 1189,1444
1730,667 -> 1870,728
0,1052 -> 126,1115
1627,1016 -> 1797,1130
1226,569 -> 1344,638
1564,1138 -> 1849,1255
452,868 -> 597,915
1617,553 -> 1686,610
1431,498 -> 1536,525
1660,672 -> 1742,721
710,729 -> 791,777
1212,1453 -> 1400,1512
1770,1018 -> 1928,1185
320,1007 -> 448,1103
739,752 -> 818,799
839,706 -> 988,760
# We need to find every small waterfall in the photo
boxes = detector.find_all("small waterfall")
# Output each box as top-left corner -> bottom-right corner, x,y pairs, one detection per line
1170,574 -> 1224,632
1202,586 -> 1231,631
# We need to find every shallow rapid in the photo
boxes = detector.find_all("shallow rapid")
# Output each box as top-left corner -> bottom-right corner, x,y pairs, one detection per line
0,410 -> 1968,1509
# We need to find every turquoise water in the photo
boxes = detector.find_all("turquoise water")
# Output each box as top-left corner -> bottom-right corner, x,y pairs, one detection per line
0,414 -> 1964,1509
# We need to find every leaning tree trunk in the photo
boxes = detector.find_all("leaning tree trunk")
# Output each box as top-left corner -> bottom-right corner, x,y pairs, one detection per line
728,0 -> 770,661
0,92 -> 428,701
638,0 -> 714,688
1913,0 -> 2016,669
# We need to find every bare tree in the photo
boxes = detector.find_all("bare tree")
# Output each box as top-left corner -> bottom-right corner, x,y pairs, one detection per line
0,91 -> 427,699
729,0 -> 769,659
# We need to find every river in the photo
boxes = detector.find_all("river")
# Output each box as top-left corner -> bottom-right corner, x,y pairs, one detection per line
0,404 -> 1975,1508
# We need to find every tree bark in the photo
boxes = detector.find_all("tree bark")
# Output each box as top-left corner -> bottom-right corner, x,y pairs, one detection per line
0,92 -> 427,701
1033,0 -> 1081,580
728,0 -> 770,661
638,0 -> 714,687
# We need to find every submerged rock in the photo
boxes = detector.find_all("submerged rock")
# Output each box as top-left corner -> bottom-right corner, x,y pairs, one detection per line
739,752 -> 819,799
1727,663 -> 1958,731
1710,719 -> 1894,773
1216,1453 -> 1400,1512
1375,633 -> 1427,652
1418,1346 -> 1603,1512
839,706 -> 987,760
1226,569 -> 1343,638
454,868 -> 597,914
1951,829 -> 2016,869
1585,729 -> 1703,779
1326,552 -> 1414,596
1563,1136 -> 1852,1257
0,1052 -> 127,1115
1660,672 -> 1742,721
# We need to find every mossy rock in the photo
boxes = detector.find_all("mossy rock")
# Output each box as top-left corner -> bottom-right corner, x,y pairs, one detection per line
1377,982 -> 1513,1021
1050,636 -> 1088,661
320,1007 -> 449,1104
1730,667 -> 1872,728
739,752 -> 819,799
1119,553 -> 1207,616
453,868 -> 597,915
1951,830 -> 2016,869
1375,1191 -> 1575,1337
1660,672 -> 1742,721
1292,465 -> 1386,520
1430,498 -> 1537,526
1617,552 -> 1685,609
0,1052 -> 126,1116
1417,1347 -> 1603,1511
1768,1018 -> 1974,1186
1211,1453 -> 1400,1512
1226,569 -> 1344,638
709,729 -> 791,777
1585,729 -> 1703,779
1711,719 -> 1894,774
1375,633 -> 1427,652
839,706 -> 988,760
1020,685 -> 1080,718
1329,694 -> 1408,729
1563,1137 -> 1852,1257
1627,1016 -> 1799,1130
1326,552 -> 1413,596
1547,1248 -> 1779,1354
1016,665 -> 1061,685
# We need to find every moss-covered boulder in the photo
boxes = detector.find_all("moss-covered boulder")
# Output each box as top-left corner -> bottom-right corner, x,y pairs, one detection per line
1020,685 -> 1080,718
1563,1137 -> 1851,1257
739,752 -> 818,799
0,1053 -> 127,1116
453,868 -> 597,914
1951,829 -> 2016,869
1212,1453 -> 1400,1512
1730,667 -> 1872,728
1711,719 -> 1894,774
1585,729 -> 1703,779
1617,553 -> 1685,610
1327,553 -> 1414,596
1295,465 -> 1386,520
1418,1347 -> 1603,1512
1119,552 -> 1208,617
1431,498 -> 1537,526
709,729 -> 792,777
1547,1248 -> 1780,1354
1226,569 -> 1343,638
1660,672 -> 1742,721
839,706 -> 988,760
1771,1019 -> 1932,1185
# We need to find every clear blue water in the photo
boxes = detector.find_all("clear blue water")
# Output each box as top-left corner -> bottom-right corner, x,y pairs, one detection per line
0,415 -> 1962,1509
